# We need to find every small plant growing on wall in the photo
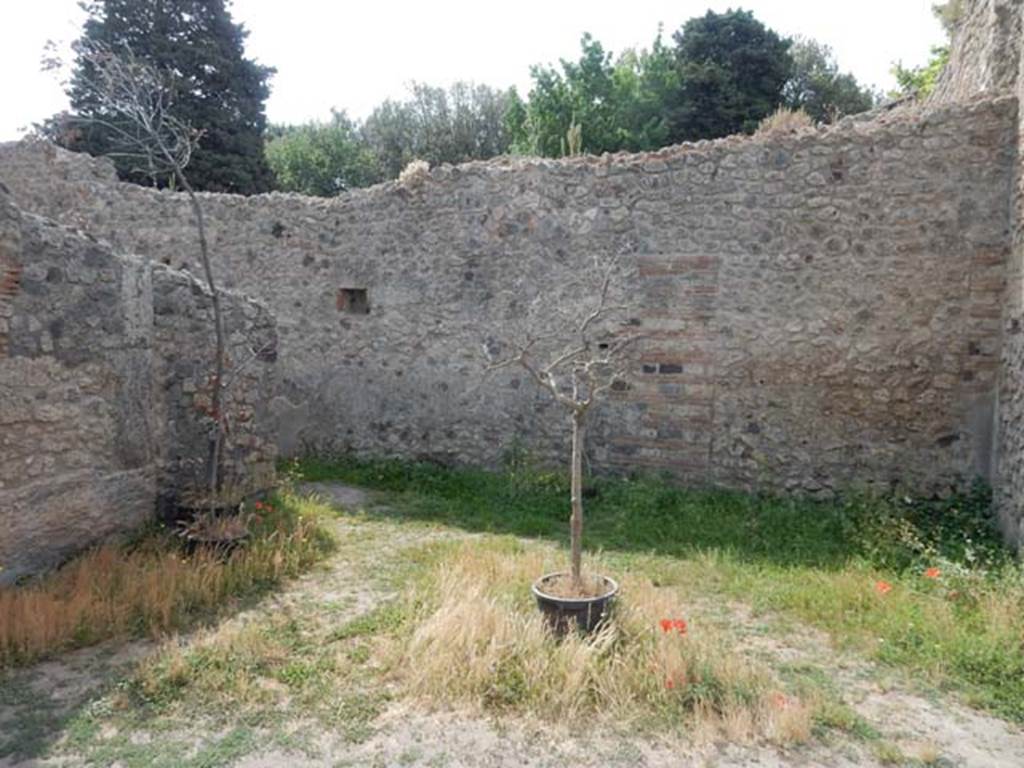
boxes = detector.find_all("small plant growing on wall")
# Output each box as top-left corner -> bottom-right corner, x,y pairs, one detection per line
486,254 -> 643,631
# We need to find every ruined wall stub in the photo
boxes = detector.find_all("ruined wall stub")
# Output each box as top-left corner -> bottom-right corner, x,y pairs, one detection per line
0,184 -> 278,583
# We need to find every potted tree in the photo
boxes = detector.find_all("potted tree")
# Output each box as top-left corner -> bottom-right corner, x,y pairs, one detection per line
486,255 -> 642,632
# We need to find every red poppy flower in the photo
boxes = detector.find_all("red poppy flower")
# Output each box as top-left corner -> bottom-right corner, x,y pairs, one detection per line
875,580 -> 893,595
665,677 -> 674,690
660,619 -> 673,633
673,618 -> 688,636
924,567 -> 941,579
255,501 -> 264,510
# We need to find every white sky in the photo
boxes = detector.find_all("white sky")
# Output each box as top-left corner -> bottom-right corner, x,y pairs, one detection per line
0,0 -> 945,141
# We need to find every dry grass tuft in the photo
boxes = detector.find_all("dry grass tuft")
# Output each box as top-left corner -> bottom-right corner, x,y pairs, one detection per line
755,107 -> 816,137
390,542 -> 813,743
0,496 -> 334,668
398,159 -> 430,187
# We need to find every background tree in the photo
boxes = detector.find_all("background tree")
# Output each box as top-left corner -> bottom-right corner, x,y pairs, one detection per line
614,32 -> 683,151
266,110 -> 382,196
890,1 -> 962,98
502,87 -> 530,153
361,82 -> 516,179
45,0 -> 274,194
670,9 -> 793,141
891,47 -> 950,98
517,32 -> 680,156
783,38 -> 876,122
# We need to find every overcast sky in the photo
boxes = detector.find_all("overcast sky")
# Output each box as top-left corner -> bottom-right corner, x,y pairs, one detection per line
0,0 -> 945,141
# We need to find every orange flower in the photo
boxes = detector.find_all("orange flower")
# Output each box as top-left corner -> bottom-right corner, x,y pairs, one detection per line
875,580 -> 893,595
673,618 -> 688,636
924,567 -> 941,579
660,619 -> 673,633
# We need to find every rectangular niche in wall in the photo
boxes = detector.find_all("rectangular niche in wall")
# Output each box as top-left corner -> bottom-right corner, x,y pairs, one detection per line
337,287 -> 370,315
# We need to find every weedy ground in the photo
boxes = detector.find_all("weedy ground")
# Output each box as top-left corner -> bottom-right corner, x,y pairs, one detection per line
1,456 -> 1023,767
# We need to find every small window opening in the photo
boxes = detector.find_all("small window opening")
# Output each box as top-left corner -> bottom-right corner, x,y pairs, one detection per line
337,287 -> 370,315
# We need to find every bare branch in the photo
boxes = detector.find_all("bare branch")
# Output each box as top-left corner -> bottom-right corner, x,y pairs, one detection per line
577,260 -> 615,339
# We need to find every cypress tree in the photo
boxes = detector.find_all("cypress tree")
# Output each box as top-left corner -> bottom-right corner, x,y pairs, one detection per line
50,0 -> 274,194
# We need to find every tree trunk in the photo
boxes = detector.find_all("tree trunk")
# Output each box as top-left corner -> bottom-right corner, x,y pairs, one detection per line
570,410 -> 584,588
177,170 -> 226,507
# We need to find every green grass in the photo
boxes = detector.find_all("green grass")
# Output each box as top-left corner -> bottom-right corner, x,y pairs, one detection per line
289,454 -> 1024,724
291,455 -> 1005,570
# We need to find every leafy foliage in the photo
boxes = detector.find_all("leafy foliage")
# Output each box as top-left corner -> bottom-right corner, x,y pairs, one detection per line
670,10 -> 794,141
262,10 -> 877,189
515,32 -> 680,156
361,82 -> 518,179
783,38 -> 876,123
889,2 -> 959,98
44,0 -> 275,194
512,11 -> 873,155
266,111 -> 382,196
891,46 -> 951,98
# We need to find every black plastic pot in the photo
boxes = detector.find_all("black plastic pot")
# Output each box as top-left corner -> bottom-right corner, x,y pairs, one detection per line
532,573 -> 619,634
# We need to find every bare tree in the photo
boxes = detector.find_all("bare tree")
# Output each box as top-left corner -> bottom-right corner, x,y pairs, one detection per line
486,255 -> 642,589
67,43 -> 228,504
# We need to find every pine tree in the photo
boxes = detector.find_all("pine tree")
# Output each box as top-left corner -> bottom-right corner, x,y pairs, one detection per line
49,0 -> 274,194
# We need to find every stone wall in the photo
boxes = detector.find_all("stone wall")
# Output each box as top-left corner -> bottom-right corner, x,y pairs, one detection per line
938,0 -> 1024,548
0,184 -> 277,584
931,0 -> 1024,104
0,96 -> 1016,500
994,0 -> 1024,548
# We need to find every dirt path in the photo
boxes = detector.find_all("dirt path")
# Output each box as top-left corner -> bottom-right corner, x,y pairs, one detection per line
2,481 -> 1023,767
